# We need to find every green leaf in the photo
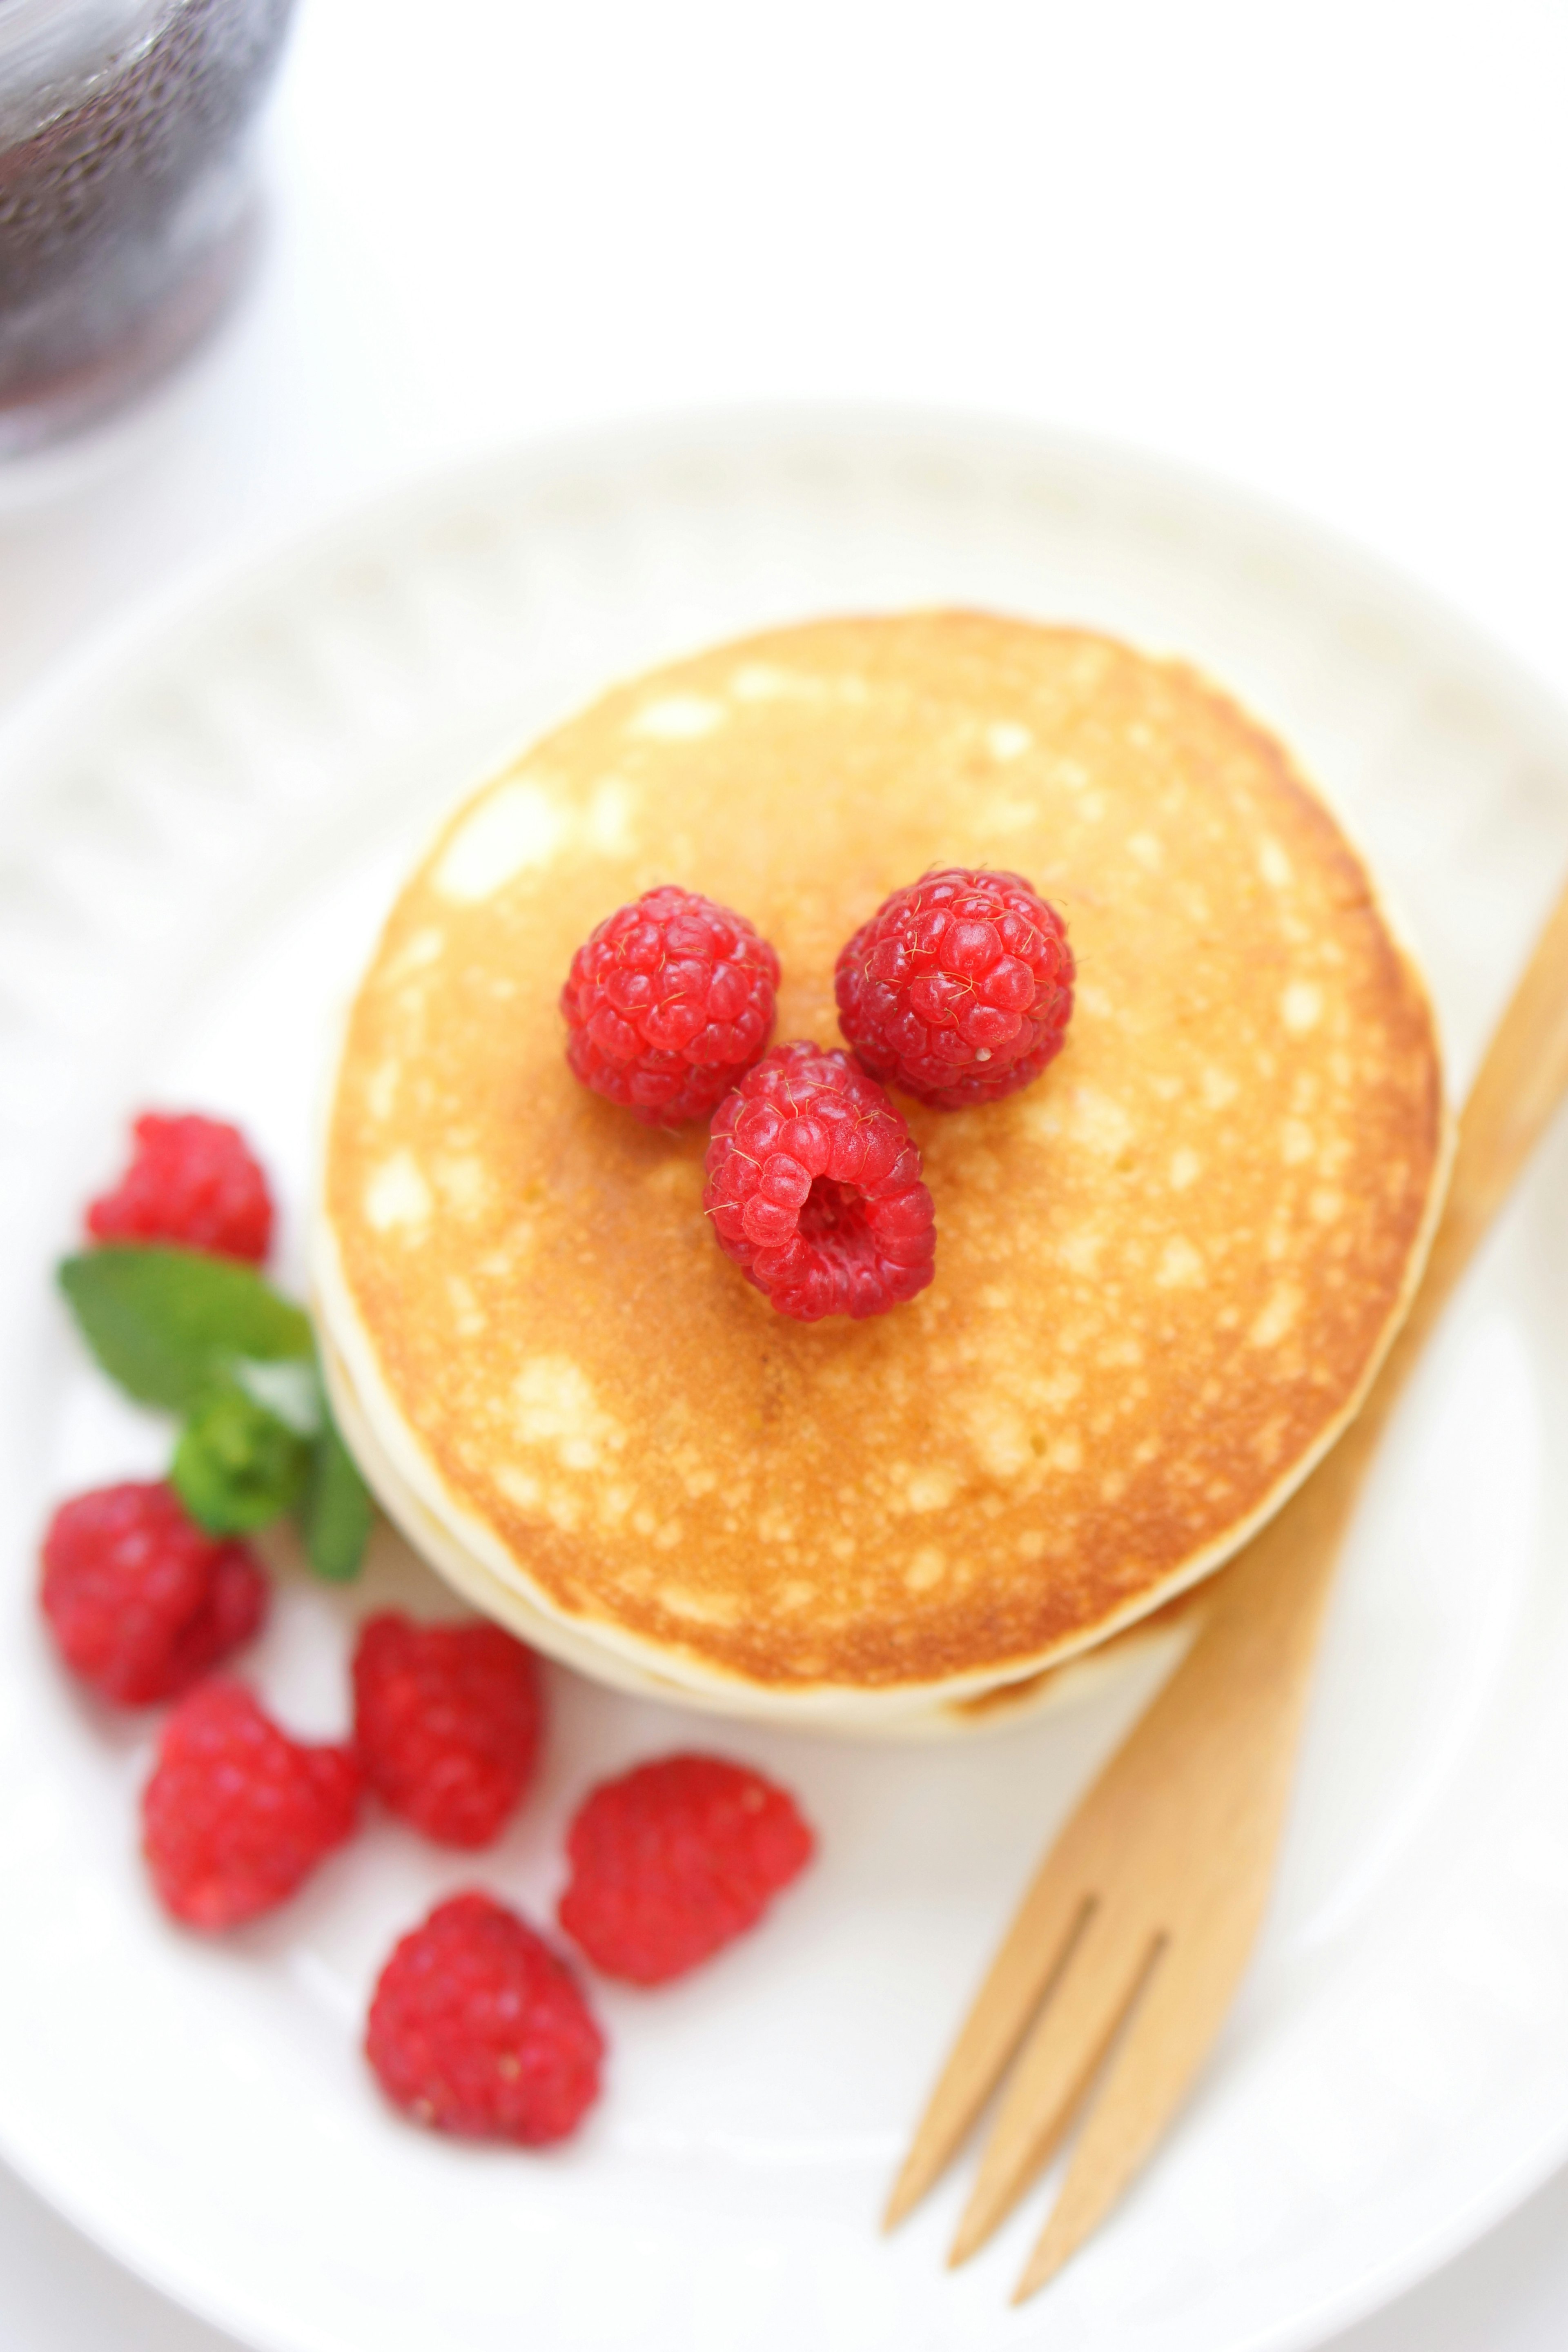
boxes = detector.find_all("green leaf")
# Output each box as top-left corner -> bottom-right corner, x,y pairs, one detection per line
59,1240 -> 373,1577
58,1247 -> 313,1413
231,1354 -> 324,1438
172,1384 -> 311,1535
300,1401 -> 374,1582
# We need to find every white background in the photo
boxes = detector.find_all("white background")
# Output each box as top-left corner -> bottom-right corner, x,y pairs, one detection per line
3,2 -> 1568,2345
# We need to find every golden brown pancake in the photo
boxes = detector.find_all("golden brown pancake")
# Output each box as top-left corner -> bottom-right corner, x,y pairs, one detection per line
316,614 -> 1446,1719
315,1310 -> 1205,1734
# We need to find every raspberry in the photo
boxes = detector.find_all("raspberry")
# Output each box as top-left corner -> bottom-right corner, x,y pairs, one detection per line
561,886 -> 779,1123
142,1681 -> 361,1929
366,1893 -> 604,2145
85,1111 -> 274,1261
703,1042 -> 935,1321
352,1611 -> 544,1848
835,868 -> 1074,1109
40,1481 -> 267,1706
557,1752 -> 815,1985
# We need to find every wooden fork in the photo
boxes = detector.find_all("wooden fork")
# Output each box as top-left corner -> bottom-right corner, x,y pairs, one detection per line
885,870 -> 1568,2303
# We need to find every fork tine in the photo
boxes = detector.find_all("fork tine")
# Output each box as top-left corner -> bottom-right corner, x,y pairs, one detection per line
947,1907 -> 1160,2265
883,1867 -> 1096,2232
1011,1897 -> 1271,2302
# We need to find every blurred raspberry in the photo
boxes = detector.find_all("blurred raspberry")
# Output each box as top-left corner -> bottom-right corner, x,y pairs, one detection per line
86,1111 -> 274,1261
40,1480 -> 267,1706
142,1681 -> 361,1929
835,867 -> 1074,1108
558,1752 -> 814,1985
366,1892 -> 604,2144
352,1611 -> 544,1848
703,1041 -> 934,1321
561,886 -> 778,1123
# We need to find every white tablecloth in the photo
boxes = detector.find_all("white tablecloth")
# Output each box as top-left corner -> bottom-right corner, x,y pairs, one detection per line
4,4 -> 1567,2344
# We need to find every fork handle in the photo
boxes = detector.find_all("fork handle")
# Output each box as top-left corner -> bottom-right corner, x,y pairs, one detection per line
1375,875 -> 1568,1415
1206,869 -> 1568,1666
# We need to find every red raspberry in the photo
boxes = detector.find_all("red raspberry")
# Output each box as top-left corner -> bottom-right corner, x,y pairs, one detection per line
561,886 -> 779,1123
142,1681 -> 361,1929
366,1893 -> 604,2144
85,1111 -> 274,1261
835,868 -> 1074,1109
557,1752 -> 815,1986
703,1042 -> 935,1321
40,1481 -> 267,1706
352,1611 -> 544,1849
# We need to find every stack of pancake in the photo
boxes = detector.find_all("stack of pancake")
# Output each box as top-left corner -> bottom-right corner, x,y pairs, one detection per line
314,615 -> 1446,1735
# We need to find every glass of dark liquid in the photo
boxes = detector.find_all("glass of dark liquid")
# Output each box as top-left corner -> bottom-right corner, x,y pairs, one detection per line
0,0 -> 295,457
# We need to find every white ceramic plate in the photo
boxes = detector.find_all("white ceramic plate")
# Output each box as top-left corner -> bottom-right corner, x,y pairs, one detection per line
3,411 -> 1568,2352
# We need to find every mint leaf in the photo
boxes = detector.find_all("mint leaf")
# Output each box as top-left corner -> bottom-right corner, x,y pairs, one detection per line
59,1241 -> 373,1579
172,1385 -> 311,1535
58,1247 -> 313,1412
301,1402 -> 374,1582
231,1354 -> 324,1437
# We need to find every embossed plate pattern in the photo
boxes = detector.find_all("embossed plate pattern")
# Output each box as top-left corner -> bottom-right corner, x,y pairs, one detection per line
2,412 -> 1567,2352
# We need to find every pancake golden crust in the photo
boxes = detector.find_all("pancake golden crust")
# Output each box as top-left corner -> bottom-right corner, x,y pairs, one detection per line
321,614 -> 1446,1697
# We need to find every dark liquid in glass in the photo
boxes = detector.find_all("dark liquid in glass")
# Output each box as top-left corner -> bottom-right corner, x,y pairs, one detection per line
0,0 -> 294,452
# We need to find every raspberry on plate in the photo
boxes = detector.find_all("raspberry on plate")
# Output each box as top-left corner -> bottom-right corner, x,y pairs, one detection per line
557,1752 -> 815,1985
85,1111 -> 274,1261
835,867 -> 1074,1109
142,1680 -> 361,1929
561,885 -> 779,1123
40,1480 -> 267,1706
366,1892 -> 604,2145
352,1611 -> 543,1848
703,1041 -> 935,1321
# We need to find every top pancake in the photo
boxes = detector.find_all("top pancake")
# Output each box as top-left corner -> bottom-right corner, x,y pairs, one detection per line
319,614 -> 1445,1703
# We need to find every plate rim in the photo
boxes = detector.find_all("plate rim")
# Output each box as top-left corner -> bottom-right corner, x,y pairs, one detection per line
4,395 -> 1568,804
